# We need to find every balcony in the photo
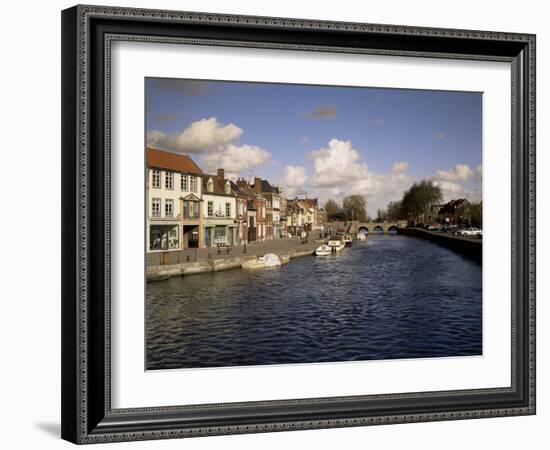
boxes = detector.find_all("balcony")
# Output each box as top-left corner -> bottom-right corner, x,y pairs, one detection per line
183,211 -> 200,220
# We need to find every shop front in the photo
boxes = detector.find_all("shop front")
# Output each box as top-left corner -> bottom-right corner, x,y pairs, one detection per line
149,223 -> 180,251
204,223 -> 236,247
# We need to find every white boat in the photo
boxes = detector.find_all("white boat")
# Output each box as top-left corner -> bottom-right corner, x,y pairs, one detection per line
328,239 -> 345,252
242,253 -> 282,270
343,234 -> 353,247
315,244 -> 332,256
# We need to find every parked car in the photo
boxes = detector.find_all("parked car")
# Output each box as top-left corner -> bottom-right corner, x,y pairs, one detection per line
442,225 -> 458,233
427,224 -> 442,231
458,227 -> 483,237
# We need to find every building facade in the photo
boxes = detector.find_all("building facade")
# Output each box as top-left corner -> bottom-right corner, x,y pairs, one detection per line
231,181 -> 249,245
252,177 -> 282,239
237,178 -> 267,242
437,199 -> 472,226
202,169 -> 237,247
286,197 -> 320,235
146,148 -> 203,253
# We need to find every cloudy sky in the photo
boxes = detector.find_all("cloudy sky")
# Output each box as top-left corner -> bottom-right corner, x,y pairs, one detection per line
146,78 -> 482,216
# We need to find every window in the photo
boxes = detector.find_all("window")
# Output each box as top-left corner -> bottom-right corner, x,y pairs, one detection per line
152,198 -> 161,217
225,181 -> 231,194
207,177 -> 214,193
165,199 -> 174,217
181,174 -> 188,191
207,201 -> 213,217
190,176 -> 198,193
165,172 -> 173,190
225,202 -> 231,217
184,201 -> 199,219
152,169 -> 161,188
150,225 -> 179,250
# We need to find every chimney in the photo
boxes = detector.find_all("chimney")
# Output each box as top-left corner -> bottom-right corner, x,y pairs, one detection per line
237,178 -> 248,190
217,168 -> 225,180
254,176 -> 262,193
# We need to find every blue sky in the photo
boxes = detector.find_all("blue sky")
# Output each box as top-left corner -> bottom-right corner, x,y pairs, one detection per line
146,78 -> 482,215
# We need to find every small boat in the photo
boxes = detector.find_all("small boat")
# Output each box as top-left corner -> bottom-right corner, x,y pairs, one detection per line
241,253 -> 282,270
328,239 -> 345,252
343,234 -> 353,247
315,244 -> 332,256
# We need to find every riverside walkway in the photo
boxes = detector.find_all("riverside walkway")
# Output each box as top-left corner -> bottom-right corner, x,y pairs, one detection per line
146,236 -> 323,281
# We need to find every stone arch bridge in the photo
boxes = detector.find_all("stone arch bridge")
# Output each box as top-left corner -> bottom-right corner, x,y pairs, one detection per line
350,220 -> 408,234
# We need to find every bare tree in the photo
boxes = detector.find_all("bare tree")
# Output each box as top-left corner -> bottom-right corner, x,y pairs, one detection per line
343,195 -> 368,222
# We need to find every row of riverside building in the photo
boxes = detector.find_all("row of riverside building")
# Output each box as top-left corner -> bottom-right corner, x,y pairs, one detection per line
146,148 -> 327,253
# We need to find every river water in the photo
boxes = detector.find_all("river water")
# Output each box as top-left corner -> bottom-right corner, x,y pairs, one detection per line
146,235 -> 482,370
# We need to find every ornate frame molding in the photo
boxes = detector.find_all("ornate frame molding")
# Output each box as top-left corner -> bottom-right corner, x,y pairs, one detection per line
62,5 -> 536,444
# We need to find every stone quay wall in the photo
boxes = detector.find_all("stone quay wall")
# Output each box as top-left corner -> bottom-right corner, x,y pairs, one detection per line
398,227 -> 482,263
146,237 -> 322,282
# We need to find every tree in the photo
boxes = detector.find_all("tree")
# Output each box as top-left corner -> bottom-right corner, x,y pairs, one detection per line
386,200 -> 403,220
400,180 -> 442,223
343,195 -> 368,222
375,209 -> 387,222
469,202 -> 482,228
324,199 -> 341,215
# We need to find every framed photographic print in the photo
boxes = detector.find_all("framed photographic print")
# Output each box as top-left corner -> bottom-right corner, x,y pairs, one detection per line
61,5 -> 536,444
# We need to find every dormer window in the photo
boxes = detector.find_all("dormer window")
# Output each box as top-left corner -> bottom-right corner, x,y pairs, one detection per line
225,180 -> 231,194
207,177 -> 214,193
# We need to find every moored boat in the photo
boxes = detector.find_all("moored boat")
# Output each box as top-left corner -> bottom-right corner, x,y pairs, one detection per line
343,234 -> 353,247
328,239 -> 345,252
241,253 -> 282,270
315,244 -> 332,256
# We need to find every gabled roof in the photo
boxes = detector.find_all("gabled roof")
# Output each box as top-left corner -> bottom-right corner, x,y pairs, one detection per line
147,148 -> 203,174
202,174 -> 234,197
287,197 -> 318,211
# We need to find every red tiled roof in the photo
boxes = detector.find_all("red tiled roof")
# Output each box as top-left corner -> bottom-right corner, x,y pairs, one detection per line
146,147 -> 203,174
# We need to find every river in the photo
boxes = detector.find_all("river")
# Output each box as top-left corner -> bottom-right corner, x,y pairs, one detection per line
146,235 -> 482,370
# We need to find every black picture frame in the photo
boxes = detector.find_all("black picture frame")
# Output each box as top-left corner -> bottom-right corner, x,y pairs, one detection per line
61,4 -> 536,444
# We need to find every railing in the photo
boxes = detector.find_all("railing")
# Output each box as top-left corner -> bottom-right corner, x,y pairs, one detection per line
183,213 -> 200,219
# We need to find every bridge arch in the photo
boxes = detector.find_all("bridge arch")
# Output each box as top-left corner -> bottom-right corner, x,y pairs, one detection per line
348,220 -> 407,235
357,226 -> 369,235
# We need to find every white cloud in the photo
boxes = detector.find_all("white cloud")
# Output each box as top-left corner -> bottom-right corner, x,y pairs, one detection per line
310,139 -> 367,188
433,180 -> 465,203
475,164 -> 482,181
435,164 -> 474,182
280,165 -> 308,197
301,139 -> 415,215
202,144 -> 270,174
432,163 -> 482,203
147,117 -> 273,177
392,161 -> 409,174
283,139 -> 481,217
147,117 -> 242,153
